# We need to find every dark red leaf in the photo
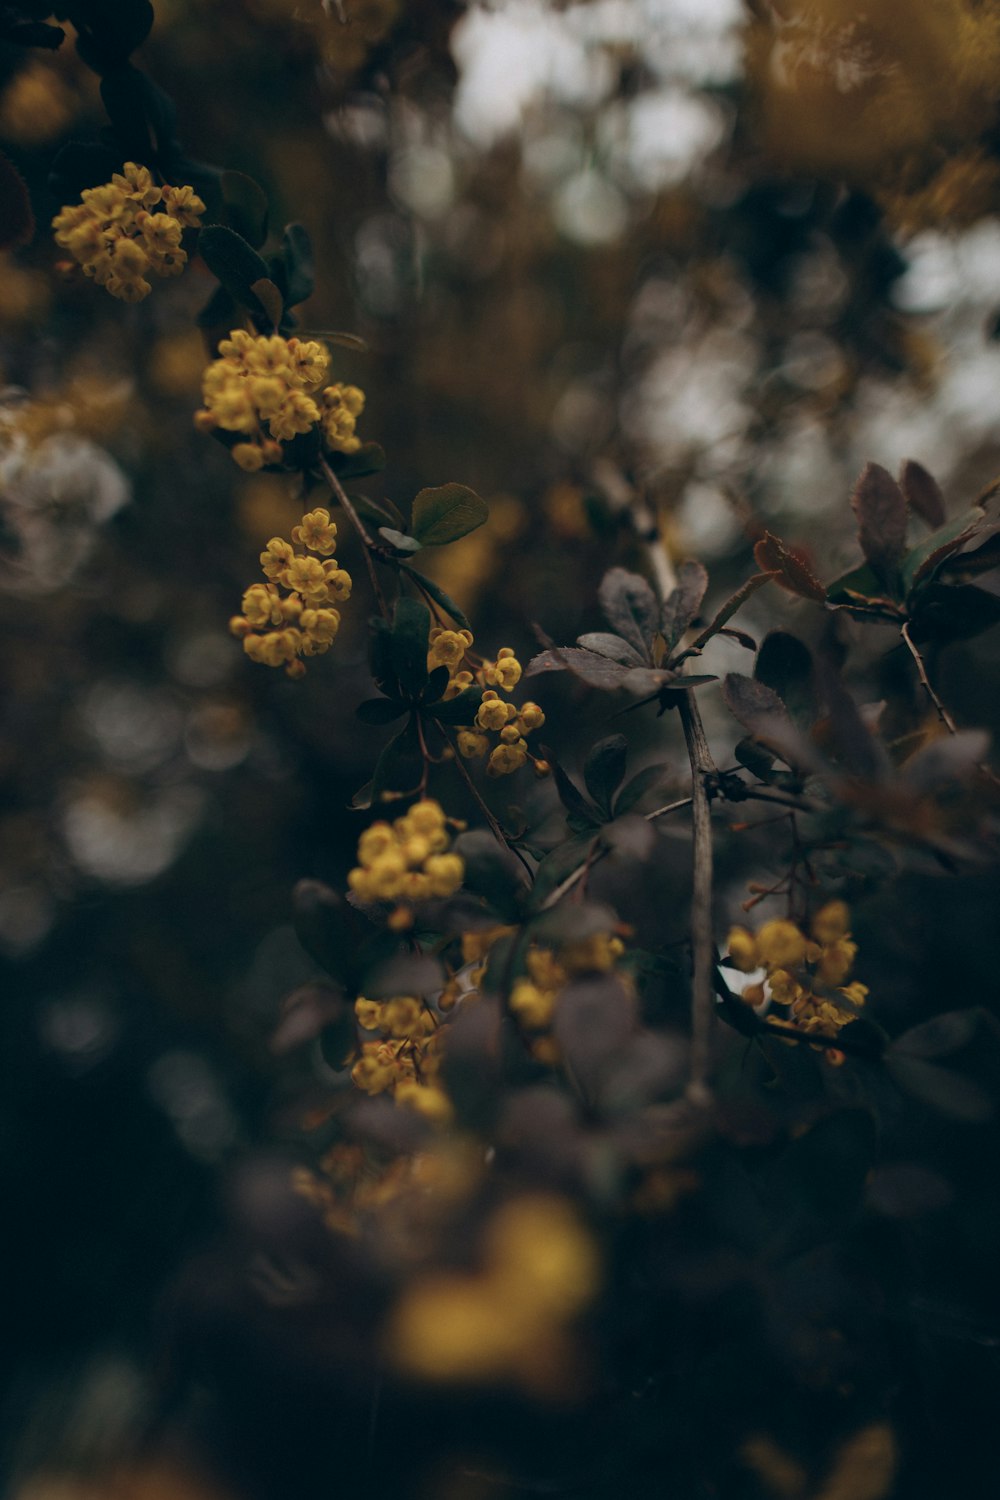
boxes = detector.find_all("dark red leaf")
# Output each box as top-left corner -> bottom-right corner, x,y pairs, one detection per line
900,459 -> 946,529
753,532 -> 826,602
850,461 -> 908,575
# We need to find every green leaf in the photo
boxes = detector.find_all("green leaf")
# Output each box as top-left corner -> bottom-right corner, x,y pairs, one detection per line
530,835 -> 599,907
196,283 -> 239,332
390,597 -> 431,697
430,687 -> 483,726
411,483 -> 489,547
365,951 -> 445,999
826,559 -> 884,604
221,169 -> 269,249
282,222 -> 315,307
369,616 -> 397,697
613,763 -> 671,816
356,698 -> 408,725
398,565 -> 471,630
198,224 -> 271,315
422,665 -> 451,704
532,899 -> 620,947
371,715 -> 423,803
70,1 -> 154,69
379,527 -> 422,554
755,631 -> 816,731
887,1056 -> 994,1121
250,276 -> 283,332
901,507 -> 983,598
583,735 -> 628,817
453,830 -> 529,920
48,141 -> 123,201
291,878 -> 358,986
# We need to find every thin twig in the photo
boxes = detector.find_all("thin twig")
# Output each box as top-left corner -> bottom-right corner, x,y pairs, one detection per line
540,795 -> 695,910
677,693 -> 715,1106
320,455 -> 390,620
627,499 -> 716,1104
434,720 -> 534,876
901,621 -> 958,735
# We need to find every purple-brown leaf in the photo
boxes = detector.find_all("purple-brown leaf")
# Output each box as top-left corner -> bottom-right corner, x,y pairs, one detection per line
900,459 -> 946,529
661,560 -> 709,651
851,462 -> 908,574
753,532 -> 826,602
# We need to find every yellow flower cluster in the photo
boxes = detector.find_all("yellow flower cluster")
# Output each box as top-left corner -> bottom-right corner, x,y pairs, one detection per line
194,329 -> 365,471
347,799 -> 464,923
228,507 -> 351,677
351,994 -> 451,1124
425,628 -> 546,778
510,933 -> 626,1066
386,1194 -> 599,1394
52,162 -> 205,302
726,901 -> 868,1064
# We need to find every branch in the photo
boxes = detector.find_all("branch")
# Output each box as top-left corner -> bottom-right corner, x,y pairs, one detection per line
677,692 -> 715,1105
434,720 -> 534,877
901,621 -> 958,735
319,455 -> 391,621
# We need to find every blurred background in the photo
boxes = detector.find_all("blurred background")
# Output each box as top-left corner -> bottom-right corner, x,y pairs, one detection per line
3,1 -> 1000,1495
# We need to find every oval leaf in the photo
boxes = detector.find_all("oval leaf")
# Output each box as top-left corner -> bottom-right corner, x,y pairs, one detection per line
899,459 -> 946,529
851,461 -> 908,577
598,568 -> 657,658
661,560 -> 709,649
753,533 -> 826,602
411,484 -> 488,547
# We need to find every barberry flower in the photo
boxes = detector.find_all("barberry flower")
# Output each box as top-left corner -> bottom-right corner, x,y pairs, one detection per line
725,903 -> 868,1056
52,164 -> 205,302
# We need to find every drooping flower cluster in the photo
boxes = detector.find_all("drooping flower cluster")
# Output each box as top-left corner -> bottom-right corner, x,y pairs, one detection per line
195,330 -> 365,471
426,627 -> 547,777
228,507 -> 351,676
347,799 -> 464,921
52,162 -> 205,302
726,901 -> 868,1063
351,993 -> 451,1124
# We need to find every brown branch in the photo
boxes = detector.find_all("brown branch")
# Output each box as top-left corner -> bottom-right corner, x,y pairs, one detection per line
677,692 -> 715,1105
901,620 -> 958,735
319,455 -> 391,620
434,720 -> 534,877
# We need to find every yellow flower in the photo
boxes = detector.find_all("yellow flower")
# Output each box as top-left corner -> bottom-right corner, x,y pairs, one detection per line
53,165 -> 203,300
811,901 -> 851,945
457,730 -> 489,759
487,740 -> 528,776
483,647 -> 522,691
726,927 -> 759,973
755,920 -> 808,970
428,627 -> 473,670
476,691 -> 515,732
292,507 -> 338,554
485,1196 -> 599,1318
